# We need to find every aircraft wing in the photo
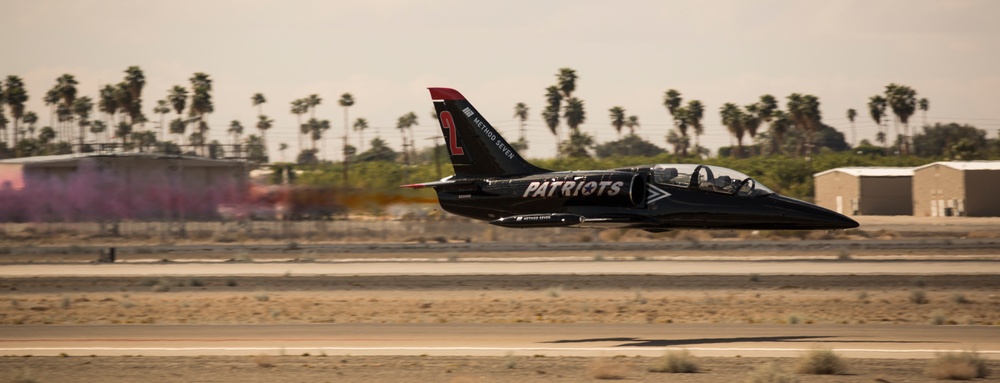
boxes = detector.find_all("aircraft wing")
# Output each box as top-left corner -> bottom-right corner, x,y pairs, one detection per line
399,177 -> 478,189
489,213 -> 647,229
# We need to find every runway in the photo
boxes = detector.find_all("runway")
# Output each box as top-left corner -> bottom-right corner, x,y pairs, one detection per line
2,323 -> 998,359
2,259 -> 999,277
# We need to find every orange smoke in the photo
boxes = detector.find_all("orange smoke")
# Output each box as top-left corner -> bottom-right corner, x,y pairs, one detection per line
245,184 -> 437,218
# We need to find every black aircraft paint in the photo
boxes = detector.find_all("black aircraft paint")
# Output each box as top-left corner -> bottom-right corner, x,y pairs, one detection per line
402,88 -> 859,231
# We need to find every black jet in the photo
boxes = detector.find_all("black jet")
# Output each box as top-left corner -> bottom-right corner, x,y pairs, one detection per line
403,88 -> 858,231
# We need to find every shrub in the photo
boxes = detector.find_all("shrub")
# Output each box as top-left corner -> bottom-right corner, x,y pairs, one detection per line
588,359 -> 629,380
253,354 -> 275,368
795,349 -> 847,375
949,293 -> 970,304
648,349 -> 699,373
926,351 -> 989,380
909,290 -> 929,304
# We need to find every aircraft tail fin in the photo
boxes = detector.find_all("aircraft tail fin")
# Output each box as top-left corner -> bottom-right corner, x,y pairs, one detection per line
429,88 -> 548,178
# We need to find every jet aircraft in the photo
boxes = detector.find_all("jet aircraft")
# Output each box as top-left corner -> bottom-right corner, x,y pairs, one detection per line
403,88 -> 858,232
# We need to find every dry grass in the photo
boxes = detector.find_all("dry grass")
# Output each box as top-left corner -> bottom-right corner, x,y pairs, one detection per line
925,351 -> 990,380
252,354 -> 275,368
648,349 -> 699,373
794,349 -> 847,375
587,359 -> 630,380
746,362 -> 798,383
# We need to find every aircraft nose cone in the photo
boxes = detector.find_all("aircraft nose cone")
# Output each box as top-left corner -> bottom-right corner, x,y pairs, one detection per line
768,194 -> 859,230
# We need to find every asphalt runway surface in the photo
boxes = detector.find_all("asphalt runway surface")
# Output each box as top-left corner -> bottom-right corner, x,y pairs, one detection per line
2,323 -> 998,359
3,253 -> 998,361
2,259 -> 999,277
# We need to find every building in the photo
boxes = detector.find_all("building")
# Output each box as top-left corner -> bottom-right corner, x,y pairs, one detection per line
813,167 -> 914,216
912,161 -> 1000,217
0,153 -> 250,222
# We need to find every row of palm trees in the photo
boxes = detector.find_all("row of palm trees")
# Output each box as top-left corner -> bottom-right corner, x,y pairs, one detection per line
861,84 -> 927,155
3,66 -> 931,164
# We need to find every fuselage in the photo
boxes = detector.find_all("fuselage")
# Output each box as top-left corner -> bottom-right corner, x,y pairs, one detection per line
433,164 -> 858,231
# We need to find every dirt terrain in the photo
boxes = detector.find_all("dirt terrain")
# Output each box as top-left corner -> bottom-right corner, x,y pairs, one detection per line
2,215 -> 999,382
2,271 -> 999,382
6,354 -> 990,383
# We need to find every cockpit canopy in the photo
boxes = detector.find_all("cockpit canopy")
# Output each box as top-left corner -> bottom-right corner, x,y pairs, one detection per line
651,164 -> 774,197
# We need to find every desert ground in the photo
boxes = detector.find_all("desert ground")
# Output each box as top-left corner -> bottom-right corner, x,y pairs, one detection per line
1,216 -> 999,382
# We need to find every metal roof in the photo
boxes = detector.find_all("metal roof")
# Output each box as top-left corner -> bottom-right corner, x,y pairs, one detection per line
914,161 -> 1000,171
814,167 -> 914,178
0,152 -> 249,167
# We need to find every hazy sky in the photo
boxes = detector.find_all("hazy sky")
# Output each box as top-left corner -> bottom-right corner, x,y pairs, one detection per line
4,0 -> 999,161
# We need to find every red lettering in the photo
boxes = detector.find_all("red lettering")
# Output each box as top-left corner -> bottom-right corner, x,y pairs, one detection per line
440,111 -> 464,156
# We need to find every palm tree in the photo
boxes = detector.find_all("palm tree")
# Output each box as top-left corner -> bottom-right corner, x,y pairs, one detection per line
169,118 -> 187,146
252,93 -> 266,116
115,121 -> 132,146
669,107 -> 690,155
0,81 -> 5,144
166,85 -> 188,145
768,110 -> 790,154
90,120 -> 106,143
99,85 -> 118,137
338,93 -> 355,183
787,93 -> 822,155
868,95 -> 887,148
0,113 -> 8,146
290,98 -> 307,151
608,106 -> 626,138
72,97 -> 93,150
306,118 -> 330,152
625,115 -> 640,136
124,66 -> 145,130
4,76 -> 28,144
256,114 -> 273,152
396,112 -> 419,165
278,142 -> 288,162
556,68 -> 577,99
885,83 -> 917,155
306,94 -> 322,119
22,111 -> 38,140
563,98 -> 585,133
43,87 -> 60,136
228,120 -> 244,147
353,118 -> 369,152
720,103 -> 746,158
513,102 -> 529,144
153,99 -> 171,142
188,73 -> 213,154
918,98 -> 929,128
846,108 -> 858,147
542,86 -> 562,155
38,126 -> 56,145
743,103 -> 762,155
338,93 -> 354,151
663,89 -> 687,155
245,135 -> 267,163
686,100 -> 705,154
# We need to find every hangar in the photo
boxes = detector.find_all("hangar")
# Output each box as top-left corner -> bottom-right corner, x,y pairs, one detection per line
813,167 -> 914,216
0,153 -> 249,222
912,161 -> 1000,217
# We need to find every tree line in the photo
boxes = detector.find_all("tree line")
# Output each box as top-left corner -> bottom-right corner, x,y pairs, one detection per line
3,67 -> 996,168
